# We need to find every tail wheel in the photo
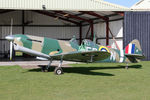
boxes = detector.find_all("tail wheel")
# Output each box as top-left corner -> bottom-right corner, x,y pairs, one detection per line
54,67 -> 63,75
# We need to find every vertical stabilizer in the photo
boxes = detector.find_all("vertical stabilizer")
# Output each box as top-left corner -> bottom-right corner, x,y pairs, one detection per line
125,39 -> 142,55
124,39 -> 145,62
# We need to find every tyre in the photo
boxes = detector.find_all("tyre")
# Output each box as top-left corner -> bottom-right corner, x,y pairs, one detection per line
54,67 -> 63,75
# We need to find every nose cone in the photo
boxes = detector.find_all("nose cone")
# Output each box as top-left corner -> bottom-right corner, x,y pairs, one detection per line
5,35 -> 14,41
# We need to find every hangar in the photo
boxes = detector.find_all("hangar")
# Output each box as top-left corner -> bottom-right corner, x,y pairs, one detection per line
0,0 -> 129,60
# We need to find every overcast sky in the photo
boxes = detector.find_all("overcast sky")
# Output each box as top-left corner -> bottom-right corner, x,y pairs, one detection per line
104,0 -> 140,7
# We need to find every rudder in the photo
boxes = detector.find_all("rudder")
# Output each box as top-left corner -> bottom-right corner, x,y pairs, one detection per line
124,39 -> 142,55
124,39 -> 145,63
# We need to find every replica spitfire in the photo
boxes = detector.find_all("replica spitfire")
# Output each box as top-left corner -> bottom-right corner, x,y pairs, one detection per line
5,34 -> 145,75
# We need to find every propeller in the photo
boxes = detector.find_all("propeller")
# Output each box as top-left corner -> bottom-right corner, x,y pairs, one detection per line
9,19 -> 13,60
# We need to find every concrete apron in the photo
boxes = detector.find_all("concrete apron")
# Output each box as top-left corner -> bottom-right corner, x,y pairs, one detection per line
0,61 -> 78,69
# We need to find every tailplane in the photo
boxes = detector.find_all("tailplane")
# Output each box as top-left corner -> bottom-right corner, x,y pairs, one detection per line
124,39 -> 145,62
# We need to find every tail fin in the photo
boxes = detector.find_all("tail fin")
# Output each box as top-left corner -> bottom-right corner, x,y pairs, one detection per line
125,39 -> 142,55
124,39 -> 145,62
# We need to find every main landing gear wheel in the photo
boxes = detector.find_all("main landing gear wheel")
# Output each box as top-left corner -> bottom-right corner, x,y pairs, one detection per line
125,63 -> 129,69
54,67 -> 63,75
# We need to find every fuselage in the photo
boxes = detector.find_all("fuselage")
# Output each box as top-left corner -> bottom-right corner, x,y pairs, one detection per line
79,39 -> 129,63
9,34 -> 130,63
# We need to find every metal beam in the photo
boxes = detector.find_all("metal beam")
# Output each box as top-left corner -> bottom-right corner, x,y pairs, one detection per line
85,26 -> 91,38
106,21 -> 109,45
22,10 -> 25,34
96,37 -> 123,44
91,21 -> 94,41
113,11 -> 124,16
90,13 -> 118,21
33,10 -> 80,25
75,12 -> 85,16
109,27 -> 120,50
79,23 -> 82,44
80,11 -> 109,21
82,18 -> 124,26
0,10 -> 14,14
54,11 -> 92,23
0,24 -> 78,27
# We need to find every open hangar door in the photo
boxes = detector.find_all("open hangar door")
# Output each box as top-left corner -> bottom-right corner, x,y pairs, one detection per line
0,10 -> 124,60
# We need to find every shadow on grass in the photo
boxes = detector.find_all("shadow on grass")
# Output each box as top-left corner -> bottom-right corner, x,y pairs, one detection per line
27,64 -> 142,76
95,64 -> 142,70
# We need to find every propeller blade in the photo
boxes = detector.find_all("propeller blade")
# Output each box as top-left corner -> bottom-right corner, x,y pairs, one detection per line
9,18 -> 13,60
10,41 -> 13,60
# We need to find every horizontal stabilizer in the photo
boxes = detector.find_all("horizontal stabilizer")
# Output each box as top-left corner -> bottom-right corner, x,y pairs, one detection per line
125,54 -> 145,59
125,54 -> 145,63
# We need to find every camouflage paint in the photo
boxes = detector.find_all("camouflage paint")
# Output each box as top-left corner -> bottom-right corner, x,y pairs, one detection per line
42,37 -> 62,55
27,35 -> 44,52
14,34 -> 32,49
11,34 -> 144,63
58,40 -> 76,53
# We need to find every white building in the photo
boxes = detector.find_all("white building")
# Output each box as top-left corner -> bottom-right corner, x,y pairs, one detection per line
131,0 -> 150,10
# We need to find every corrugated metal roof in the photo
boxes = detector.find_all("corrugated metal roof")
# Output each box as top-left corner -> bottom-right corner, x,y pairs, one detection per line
131,0 -> 150,10
0,0 -> 129,11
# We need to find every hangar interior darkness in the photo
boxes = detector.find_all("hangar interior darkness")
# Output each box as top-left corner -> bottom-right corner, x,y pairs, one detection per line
0,10 -> 124,59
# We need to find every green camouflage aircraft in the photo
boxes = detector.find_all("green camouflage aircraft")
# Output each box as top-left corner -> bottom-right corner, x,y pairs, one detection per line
5,34 -> 145,75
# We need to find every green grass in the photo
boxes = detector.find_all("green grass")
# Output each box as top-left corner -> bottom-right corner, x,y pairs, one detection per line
0,61 -> 150,100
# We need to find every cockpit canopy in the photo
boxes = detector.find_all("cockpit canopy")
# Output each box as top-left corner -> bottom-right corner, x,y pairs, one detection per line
81,39 -> 96,47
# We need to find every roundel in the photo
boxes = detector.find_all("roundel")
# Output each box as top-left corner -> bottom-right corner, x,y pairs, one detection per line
99,46 -> 109,52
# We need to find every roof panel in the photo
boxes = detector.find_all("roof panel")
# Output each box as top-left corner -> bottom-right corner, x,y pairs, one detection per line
0,0 -> 129,11
131,0 -> 150,10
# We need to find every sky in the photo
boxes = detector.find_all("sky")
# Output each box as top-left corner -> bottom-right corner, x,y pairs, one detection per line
104,0 -> 140,7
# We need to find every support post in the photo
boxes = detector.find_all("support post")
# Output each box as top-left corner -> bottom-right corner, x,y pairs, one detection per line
91,21 -> 94,41
79,23 -> 82,44
22,10 -> 25,34
33,11 -> 80,25
85,26 -> 91,38
106,20 -> 109,45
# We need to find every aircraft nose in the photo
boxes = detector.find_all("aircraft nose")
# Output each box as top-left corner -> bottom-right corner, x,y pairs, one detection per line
5,35 -> 14,41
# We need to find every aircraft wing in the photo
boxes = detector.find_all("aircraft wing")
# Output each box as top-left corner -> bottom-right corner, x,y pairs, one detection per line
125,54 -> 145,59
13,44 -> 110,62
51,51 -> 110,62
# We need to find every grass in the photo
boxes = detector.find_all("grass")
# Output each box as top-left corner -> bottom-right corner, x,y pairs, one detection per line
0,61 -> 150,100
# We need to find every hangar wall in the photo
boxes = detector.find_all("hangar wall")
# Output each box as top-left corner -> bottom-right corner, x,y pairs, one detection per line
82,20 -> 123,49
0,11 -> 79,56
124,12 -> 150,60
0,11 -> 123,58
0,11 -> 79,39
25,27 -> 79,39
